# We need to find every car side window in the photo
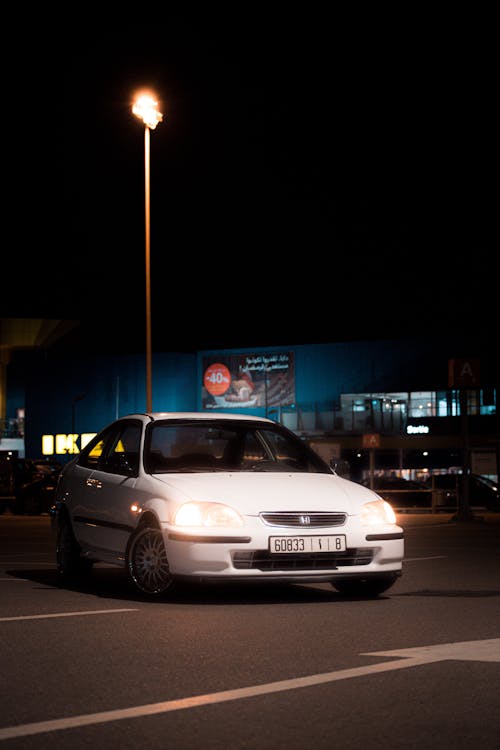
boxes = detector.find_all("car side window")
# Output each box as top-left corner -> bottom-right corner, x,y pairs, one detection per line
77,422 -> 141,475
103,424 -> 141,476
78,432 -> 111,470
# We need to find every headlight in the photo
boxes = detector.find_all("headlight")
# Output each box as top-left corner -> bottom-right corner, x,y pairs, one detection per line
173,502 -> 244,527
361,499 -> 397,525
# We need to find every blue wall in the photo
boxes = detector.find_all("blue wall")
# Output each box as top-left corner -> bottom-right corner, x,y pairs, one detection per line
14,333 -> 495,459
196,338 -> 450,415
23,350 -> 197,458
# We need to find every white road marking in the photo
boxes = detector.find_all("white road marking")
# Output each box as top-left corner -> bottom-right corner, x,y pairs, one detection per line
0,638 -> 498,740
0,562 -> 54,566
0,608 -> 138,622
404,555 -> 447,561
364,639 -> 500,662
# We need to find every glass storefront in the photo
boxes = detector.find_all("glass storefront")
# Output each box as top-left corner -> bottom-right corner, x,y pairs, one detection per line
340,388 -> 496,427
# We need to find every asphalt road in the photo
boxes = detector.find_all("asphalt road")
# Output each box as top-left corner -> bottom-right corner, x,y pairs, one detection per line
0,512 -> 499,749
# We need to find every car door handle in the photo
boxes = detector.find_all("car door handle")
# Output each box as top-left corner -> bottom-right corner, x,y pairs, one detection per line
86,478 -> 102,489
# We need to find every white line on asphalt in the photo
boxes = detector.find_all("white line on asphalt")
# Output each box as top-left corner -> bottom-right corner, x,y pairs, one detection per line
404,555 -> 447,561
0,562 -> 55,566
0,638 -> 498,740
0,608 -> 138,622
0,578 -> 29,582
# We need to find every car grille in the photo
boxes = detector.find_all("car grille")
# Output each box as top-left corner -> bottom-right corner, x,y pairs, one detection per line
259,512 -> 346,527
233,548 -> 374,570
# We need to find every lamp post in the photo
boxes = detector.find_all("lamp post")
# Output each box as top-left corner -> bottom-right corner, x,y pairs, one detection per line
132,92 -> 163,413
71,393 -> 86,454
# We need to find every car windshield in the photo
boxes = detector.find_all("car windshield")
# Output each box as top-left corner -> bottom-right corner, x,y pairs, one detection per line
144,420 -> 331,474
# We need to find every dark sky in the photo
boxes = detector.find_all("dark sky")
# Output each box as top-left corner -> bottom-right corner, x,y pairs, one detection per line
3,10 -> 497,354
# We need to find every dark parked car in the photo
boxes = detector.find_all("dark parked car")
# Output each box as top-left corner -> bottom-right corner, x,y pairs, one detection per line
431,473 -> 500,510
0,457 -> 62,515
361,475 -> 432,509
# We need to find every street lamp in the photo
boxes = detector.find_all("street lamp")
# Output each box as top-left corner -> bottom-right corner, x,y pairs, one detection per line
132,92 -> 163,413
71,393 -> 86,453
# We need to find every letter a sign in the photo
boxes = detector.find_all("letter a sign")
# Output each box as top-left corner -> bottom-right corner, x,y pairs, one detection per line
448,358 -> 480,388
362,433 -> 381,448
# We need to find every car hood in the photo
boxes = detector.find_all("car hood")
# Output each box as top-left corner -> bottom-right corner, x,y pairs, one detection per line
152,472 -> 377,515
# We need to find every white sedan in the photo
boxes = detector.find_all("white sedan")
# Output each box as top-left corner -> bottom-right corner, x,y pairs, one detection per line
53,413 -> 404,598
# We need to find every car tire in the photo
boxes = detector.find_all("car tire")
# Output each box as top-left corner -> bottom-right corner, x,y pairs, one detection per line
332,574 -> 398,598
126,526 -> 174,597
56,515 -> 93,579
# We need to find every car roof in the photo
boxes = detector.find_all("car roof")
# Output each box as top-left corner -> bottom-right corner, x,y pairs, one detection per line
123,412 -> 275,424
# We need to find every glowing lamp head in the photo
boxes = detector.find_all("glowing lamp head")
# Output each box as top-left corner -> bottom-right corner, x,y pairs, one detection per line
132,93 -> 163,130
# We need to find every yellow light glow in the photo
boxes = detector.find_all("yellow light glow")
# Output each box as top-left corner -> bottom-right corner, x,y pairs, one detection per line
174,502 -> 244,527
132,92 -> 163,129
361,499 -> 397,525
174,503 -> 204,526
41,432 -> 97,456
383,501 -> 397,524
42,435 -> 54,455
81,433 -> 97,450
56,434 -> 79,455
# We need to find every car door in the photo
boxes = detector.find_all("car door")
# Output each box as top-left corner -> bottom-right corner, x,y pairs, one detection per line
75,421 -> 142,557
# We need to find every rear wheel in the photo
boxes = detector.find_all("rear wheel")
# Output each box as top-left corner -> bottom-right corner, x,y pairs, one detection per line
126,527 -> 174,597
332,574 -> 398,598
56,515 -> 93,579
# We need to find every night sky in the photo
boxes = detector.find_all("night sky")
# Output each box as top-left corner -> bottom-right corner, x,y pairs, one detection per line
3,10 -> 497,355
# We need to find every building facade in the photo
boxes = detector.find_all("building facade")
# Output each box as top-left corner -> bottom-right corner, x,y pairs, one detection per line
2,335 -> 498,486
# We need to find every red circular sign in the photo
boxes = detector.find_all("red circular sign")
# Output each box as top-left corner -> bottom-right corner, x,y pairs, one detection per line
204,363 -> 231,396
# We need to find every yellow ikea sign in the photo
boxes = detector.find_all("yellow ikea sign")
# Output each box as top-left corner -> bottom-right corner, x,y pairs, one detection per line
42,434 -> 97,456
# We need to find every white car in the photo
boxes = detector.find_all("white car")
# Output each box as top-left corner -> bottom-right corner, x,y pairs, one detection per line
53,413 -> 404,598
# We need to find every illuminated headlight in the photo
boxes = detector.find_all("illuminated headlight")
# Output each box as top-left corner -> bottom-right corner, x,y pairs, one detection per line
361,499 -> 397,526
173,502 -> 244,527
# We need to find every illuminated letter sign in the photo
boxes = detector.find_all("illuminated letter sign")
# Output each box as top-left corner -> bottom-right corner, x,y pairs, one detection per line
448,358 -> 480,388
80,433 -> 96,450
41,433 -> 97,456
56,434 -> 79,454
407,425 -> 430,434
362,433 -> 381,448
42,435 -> 54,455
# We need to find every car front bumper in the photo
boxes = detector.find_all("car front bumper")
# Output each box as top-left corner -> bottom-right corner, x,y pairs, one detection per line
162,520 -> 404,583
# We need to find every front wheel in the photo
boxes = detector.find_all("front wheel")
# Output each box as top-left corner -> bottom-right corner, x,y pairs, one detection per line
332,574 -> 398,598
126,527 -> 174,597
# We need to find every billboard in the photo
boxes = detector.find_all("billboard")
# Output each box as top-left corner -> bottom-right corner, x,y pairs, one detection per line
202,352 -> 295,410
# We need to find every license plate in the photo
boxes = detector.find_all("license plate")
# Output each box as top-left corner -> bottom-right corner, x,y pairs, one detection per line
269,535 -> 346,554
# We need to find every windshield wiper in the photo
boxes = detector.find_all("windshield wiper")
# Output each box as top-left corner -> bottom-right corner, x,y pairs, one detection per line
249,460 -> 299,472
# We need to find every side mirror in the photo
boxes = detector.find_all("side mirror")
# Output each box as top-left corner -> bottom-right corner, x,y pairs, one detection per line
105,453 -> 137,476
